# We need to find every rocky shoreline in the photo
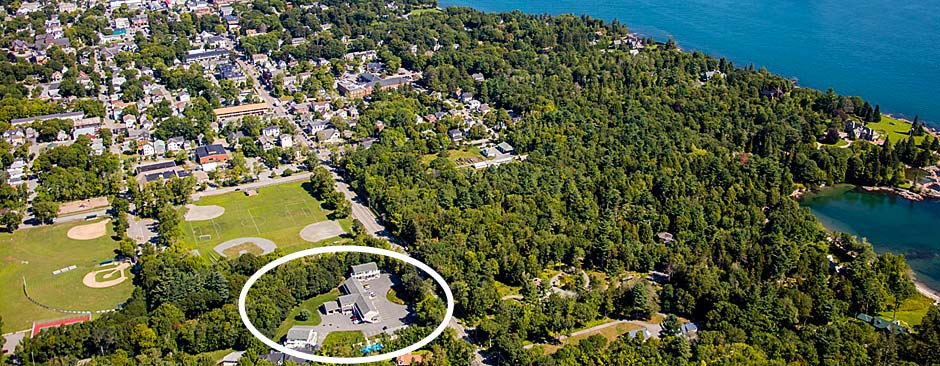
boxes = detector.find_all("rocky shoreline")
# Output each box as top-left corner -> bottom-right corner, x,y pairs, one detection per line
859,184 -> 940,201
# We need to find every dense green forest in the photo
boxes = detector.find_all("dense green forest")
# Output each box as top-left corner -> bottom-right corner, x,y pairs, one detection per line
9,0 -> 940,365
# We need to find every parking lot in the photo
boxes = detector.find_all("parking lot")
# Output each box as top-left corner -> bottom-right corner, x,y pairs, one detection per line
311,273 -> 411,345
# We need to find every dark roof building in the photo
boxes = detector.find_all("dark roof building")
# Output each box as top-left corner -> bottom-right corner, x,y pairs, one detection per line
195,144 -> 228,164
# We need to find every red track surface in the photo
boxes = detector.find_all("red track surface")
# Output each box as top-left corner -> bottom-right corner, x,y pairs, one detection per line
31,315 -> 91,337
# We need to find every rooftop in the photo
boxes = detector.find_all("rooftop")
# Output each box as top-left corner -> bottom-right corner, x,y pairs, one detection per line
351,262 -> 378,274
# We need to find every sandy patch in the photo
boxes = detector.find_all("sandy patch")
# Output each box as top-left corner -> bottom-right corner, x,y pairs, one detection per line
67,219 -> 110,240
59,197 -> 109,216
299,221 -> 345,242
214,237 -> 276,257
184,204 -> 225,221
82,262 -> 130,288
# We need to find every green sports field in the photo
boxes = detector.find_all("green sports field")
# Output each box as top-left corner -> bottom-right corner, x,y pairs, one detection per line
185,182 -> 351,258
0,219 -> 132,330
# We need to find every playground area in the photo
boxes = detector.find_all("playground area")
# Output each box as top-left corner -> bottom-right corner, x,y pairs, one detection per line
0,220 -> 132,330
186,182 -> 350,256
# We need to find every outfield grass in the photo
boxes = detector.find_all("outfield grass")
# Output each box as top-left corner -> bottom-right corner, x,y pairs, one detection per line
868,115 -> 925,145
274,289 -> 341,339
879,293 -> 934,327
0,219 -> 133,330
185,182 -> 350,256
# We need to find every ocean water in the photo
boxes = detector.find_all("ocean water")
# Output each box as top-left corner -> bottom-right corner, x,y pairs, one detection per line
801,187 -> 940,291
438,0 -> 940,127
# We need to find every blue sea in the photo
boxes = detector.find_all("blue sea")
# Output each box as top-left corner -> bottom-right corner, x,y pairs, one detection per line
438,0 -> 940,127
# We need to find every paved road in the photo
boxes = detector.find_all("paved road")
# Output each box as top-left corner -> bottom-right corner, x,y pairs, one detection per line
192,172 -> 313,199
18,208 -> 110,229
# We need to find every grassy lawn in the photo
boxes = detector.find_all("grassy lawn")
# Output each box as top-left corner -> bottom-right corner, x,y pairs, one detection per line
868,115 -> 925,145
185,181 -> 350,256
274,289 -> 341,340
386,288 -> 405,305
494,280 -> 521,298
408,8 -> 442,17
322,330 -> 366,348
878,293 -> 934,327
821,139 -> 850,147
195,349 -> 234,364
0,219 -> 133,330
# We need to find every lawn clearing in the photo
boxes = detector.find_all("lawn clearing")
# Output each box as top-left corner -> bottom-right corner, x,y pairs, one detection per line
541,320 -> 643,354
321,330 -> 366,354
878,293 -> 934,327
868,115 -> 925,145
421,146 -> 483,165
0,220 -> 132,330
494,280 -> 521,298
185,181 -> 350,256
408,8 -> 441,17
275,289 -> 341,340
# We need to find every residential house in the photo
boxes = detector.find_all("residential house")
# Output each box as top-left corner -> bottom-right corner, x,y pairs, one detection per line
316,128 -> 341,144
258,136 -> 276,151
140,142 -> 156,156
195,144 -> 228,164
262,125 -> 280,137
72,117 -> 102,140
283,326 -> 317,350
396,353 -> 430,366
279,134 -> 293,149
845,120 -> 879,141
167,137 -> 189,152
447,129 -> 464,142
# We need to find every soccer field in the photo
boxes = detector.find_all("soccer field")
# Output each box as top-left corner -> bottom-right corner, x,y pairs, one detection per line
0,220 -> 133,330
187,181 -> 351,257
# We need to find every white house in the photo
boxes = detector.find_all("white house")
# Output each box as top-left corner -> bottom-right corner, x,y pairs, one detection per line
279,134 -> 293,149
262,125 -> 281,137
350,262 -> 379,281
140,142 -> 155,156
284,327 -> 317,349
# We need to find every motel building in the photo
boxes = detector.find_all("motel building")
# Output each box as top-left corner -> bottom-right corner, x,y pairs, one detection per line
322,262 -> 381,323
213,103 -> 270,121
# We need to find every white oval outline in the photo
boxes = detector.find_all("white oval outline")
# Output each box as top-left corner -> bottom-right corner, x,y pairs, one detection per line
238,245 -> 455,364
